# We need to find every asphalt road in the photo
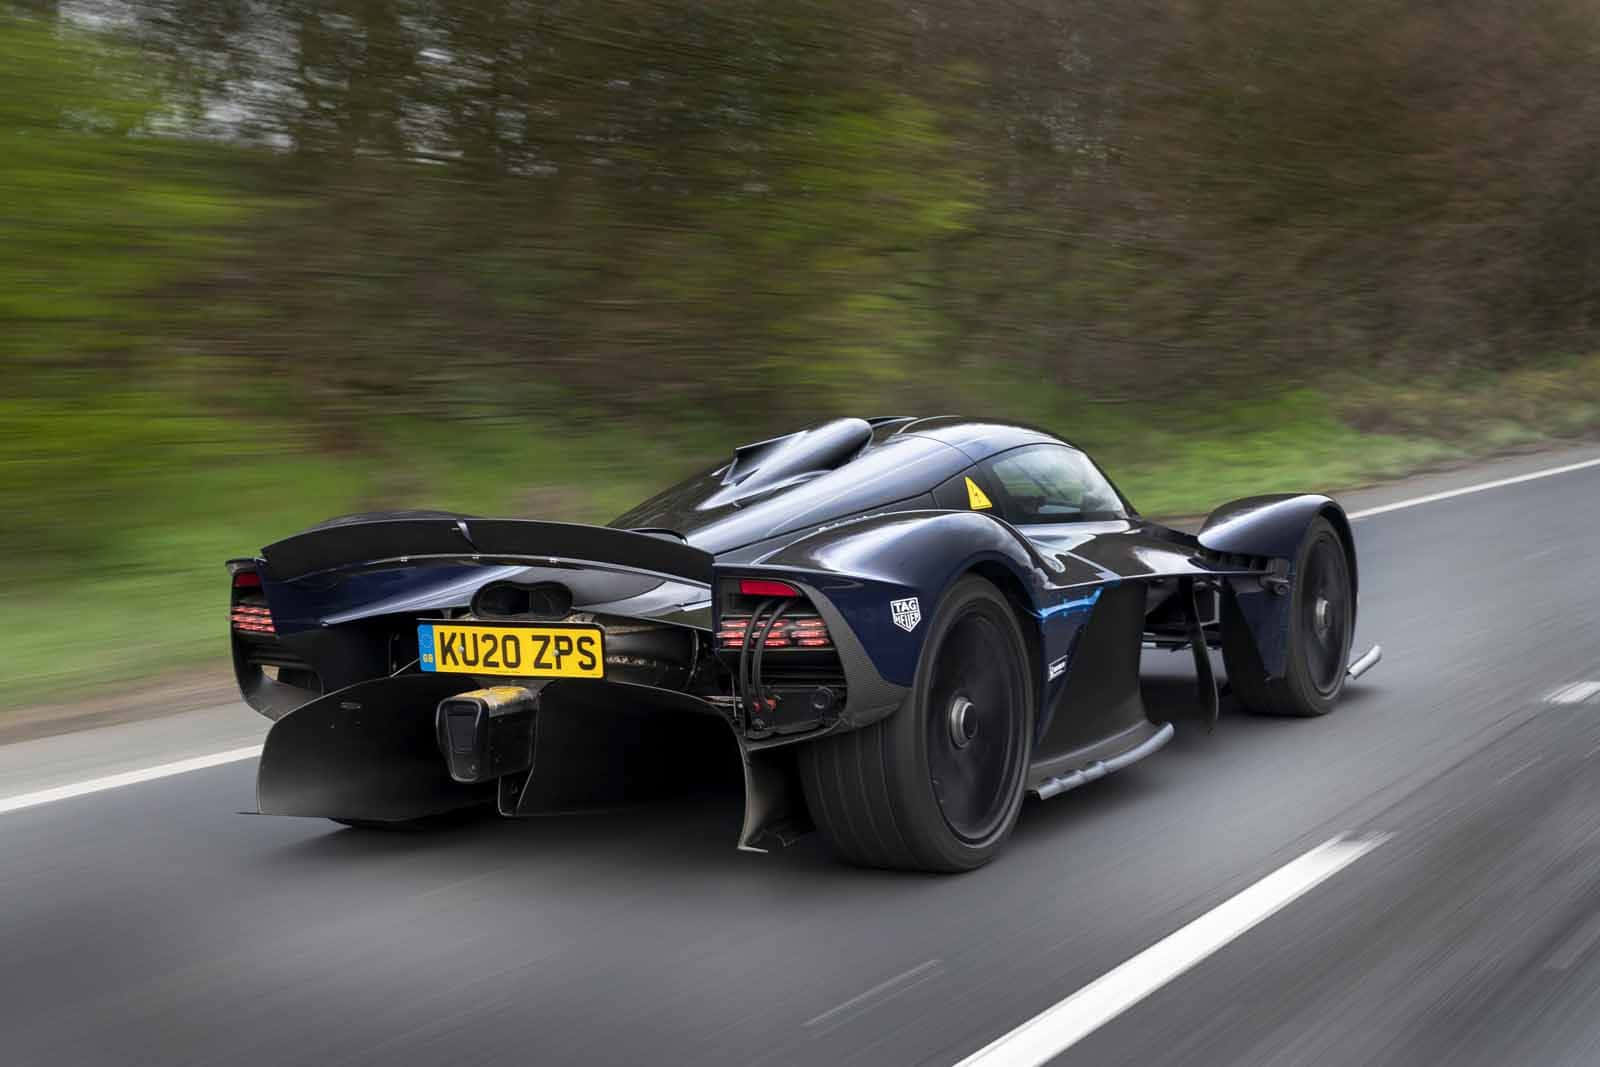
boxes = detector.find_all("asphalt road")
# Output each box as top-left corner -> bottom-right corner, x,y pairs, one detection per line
4,449 -> 1600,1066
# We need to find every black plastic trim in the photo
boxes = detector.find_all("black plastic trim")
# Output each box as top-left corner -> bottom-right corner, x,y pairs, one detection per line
792,579 -> 909,732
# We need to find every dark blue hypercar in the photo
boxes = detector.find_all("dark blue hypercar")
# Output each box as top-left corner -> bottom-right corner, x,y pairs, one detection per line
228,416 -> 1377,871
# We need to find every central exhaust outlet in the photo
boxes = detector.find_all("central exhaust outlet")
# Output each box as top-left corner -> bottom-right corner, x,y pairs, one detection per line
435,686 -> 538,784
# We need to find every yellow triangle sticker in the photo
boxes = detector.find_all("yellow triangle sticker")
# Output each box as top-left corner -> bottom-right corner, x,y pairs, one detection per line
965,476 -> 993,510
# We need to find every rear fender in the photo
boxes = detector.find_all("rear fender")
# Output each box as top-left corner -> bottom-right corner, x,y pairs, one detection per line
734,510 -> 1054,692
717,509 -> 1101,768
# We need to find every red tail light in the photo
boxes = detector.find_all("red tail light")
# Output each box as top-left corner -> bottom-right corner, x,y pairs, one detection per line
232,571 -> 262,590
717,613 -> 832,652
230,604 -> 276,635
738,578 -> 801,598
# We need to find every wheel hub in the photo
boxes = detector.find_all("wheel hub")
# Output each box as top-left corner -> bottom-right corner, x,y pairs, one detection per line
948,696 -> 978,749
1313,596 -> 1331,638
925,606 -> 1028,845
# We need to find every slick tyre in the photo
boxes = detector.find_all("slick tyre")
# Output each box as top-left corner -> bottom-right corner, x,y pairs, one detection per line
1223,516 -> 1353,717
799,576 -> 1034,872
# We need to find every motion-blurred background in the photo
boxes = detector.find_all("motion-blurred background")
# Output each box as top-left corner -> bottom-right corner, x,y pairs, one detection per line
7,0 -> 1600,708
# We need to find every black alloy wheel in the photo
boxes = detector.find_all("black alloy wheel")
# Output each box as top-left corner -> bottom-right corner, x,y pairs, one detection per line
925,609 -> 1029,844
799,575 -> 1034,872
1299,531 -> 1352,698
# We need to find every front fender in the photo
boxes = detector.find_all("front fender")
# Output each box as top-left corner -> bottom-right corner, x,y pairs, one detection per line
1199,493 -> 1334,558
1199,493 -> 1357,601
1201,493 -> 1359,681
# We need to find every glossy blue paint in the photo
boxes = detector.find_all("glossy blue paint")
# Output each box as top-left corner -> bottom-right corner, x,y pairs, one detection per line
1198,493 -> 1339,559
614,433 -> 972,556
749,509 -> 1056,686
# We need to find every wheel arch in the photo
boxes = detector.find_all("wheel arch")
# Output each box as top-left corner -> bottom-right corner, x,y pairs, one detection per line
750,509 -> 1052,689
1199,492 -> 1344,562
966,559 -> 1045,705
1218,505 -> 1356,696
1200,492 -> 1360,633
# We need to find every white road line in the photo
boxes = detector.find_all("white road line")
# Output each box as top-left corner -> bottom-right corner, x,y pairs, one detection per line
0,745 -> 262,816
1548,681 -> 1600,706
1347,456 -> 1600,520
952,834 -> 1390,1067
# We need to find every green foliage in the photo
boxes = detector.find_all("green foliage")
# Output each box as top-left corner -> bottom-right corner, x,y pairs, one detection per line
0,15 -> 251,585
0,16 -> 241,360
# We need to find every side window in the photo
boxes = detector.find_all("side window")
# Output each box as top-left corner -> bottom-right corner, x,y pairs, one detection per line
983,445 -> 1126,523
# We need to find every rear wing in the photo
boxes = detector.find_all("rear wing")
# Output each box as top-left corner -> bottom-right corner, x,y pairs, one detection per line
259,518 -> 713,586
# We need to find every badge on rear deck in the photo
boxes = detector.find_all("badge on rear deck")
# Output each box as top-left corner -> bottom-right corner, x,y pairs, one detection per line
890,596 -> 922,632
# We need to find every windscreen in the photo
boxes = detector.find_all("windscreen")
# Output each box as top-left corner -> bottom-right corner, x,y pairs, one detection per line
986,444 -> 1127,523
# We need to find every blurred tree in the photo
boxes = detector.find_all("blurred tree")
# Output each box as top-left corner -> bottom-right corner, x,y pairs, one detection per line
0,12 -> 246,569
8,0 -> 1600,503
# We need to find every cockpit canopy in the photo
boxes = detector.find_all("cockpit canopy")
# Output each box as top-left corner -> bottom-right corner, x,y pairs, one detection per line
612,416 -> 1128,555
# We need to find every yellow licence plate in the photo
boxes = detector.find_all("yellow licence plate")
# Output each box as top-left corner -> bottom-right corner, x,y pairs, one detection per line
418,623 -> 604,679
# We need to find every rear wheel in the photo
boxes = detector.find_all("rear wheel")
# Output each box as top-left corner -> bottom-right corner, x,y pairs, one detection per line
1224,516 -> 1353,717
799,576 -> 1034,872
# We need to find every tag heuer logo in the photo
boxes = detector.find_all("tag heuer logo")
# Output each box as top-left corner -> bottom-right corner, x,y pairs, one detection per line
890,597 -> 922,632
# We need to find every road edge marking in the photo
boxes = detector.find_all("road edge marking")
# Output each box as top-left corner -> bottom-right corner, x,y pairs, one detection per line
1347,456 -> 1600,520
0,745 -> 263,816
952,833 -> 1390,1067
1548,681 -> 1600,706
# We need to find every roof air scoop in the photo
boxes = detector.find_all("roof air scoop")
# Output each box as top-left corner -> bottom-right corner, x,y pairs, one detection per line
701,417 -> 873,509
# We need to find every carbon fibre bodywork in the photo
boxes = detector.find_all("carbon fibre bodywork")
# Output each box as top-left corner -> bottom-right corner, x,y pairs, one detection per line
231,416 -> 1360,852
